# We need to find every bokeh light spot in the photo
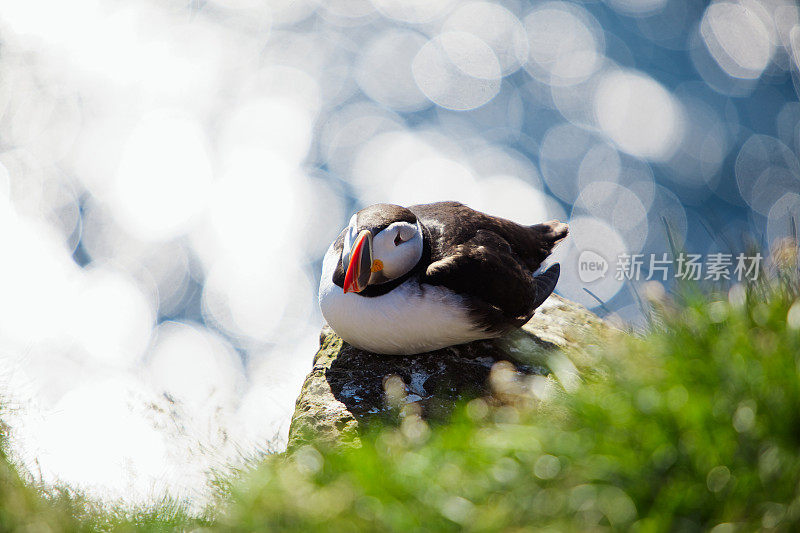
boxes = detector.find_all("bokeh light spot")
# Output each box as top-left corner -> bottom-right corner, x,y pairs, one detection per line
594,69 -> 684,160
523,3 -> 604,87
412,32 -> 502,111
356,30 -> 430,112
701,2 -> 774,80
443,2 -> 528,75
112,110 -> 211,242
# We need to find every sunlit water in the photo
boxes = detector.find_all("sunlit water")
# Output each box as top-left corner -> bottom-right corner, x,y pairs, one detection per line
0,0 -> 798,509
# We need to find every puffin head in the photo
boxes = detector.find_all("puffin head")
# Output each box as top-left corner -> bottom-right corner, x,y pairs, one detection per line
339,204 -> 424,294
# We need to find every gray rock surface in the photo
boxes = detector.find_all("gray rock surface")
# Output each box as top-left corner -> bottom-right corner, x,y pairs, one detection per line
287,295 -> 613,449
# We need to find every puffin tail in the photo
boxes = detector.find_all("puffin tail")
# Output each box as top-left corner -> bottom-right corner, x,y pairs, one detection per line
530,263 -> 560,310
526,220 -> 567,310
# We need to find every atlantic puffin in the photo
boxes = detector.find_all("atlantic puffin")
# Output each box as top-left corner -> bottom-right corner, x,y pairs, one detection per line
319,201 -> 568,355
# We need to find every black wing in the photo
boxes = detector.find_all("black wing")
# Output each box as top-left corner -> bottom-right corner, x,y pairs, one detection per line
411,202 -> 568,333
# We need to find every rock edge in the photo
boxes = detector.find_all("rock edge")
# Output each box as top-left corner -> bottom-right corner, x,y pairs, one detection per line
287,295 -> 612,449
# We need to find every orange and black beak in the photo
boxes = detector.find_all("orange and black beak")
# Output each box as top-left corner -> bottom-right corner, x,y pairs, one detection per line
343,229 -> 374,294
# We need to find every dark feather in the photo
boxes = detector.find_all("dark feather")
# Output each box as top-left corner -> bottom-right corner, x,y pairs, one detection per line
411,202 -> 568,333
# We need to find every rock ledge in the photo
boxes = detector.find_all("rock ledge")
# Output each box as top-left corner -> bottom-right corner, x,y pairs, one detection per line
287,295 -> 612,449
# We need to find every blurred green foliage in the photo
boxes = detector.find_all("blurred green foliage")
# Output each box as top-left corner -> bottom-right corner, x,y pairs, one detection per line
219,274 -> 800,532
0,421 -> 199,532
3,269 -> 800,531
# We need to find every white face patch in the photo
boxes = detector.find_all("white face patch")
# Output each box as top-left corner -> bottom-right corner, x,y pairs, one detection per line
370,221 -> 423,282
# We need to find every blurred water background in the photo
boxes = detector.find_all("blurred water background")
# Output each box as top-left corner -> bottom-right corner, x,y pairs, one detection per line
0,0 -> 798,507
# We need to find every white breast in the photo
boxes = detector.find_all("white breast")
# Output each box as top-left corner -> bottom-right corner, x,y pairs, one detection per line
318,244 -> 492,355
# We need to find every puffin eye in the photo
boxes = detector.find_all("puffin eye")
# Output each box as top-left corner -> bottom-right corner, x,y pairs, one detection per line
394,231 -> 404,246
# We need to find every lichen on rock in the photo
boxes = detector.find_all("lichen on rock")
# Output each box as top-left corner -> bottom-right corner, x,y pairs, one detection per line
287,295 -> 614,449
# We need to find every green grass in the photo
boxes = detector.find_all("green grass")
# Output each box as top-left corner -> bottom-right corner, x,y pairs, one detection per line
3,264 -> 800,531
216,274 -> 800,532
0,420 -> 201,531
